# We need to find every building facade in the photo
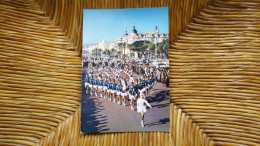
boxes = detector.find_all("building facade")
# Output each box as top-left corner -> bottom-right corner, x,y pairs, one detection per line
82,26 -> 168,58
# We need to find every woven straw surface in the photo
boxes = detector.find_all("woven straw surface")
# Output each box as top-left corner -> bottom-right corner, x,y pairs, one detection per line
173,0 -> 260,145
0,0 -> 260,145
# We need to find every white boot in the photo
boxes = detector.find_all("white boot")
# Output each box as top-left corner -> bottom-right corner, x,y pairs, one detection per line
95,93 -> 97,97
123,102 -> 126,106
131,106 -> 134,111
101,94 -> 102,98
141,120 -> 144,127
90,92 -> 93,96
113,98 -> 116,103
117,101 -> 121,105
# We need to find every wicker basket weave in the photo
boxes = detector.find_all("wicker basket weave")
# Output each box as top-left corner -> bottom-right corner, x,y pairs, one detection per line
0,0 -> 259,145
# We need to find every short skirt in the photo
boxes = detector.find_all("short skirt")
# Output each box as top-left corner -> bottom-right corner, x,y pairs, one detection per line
129,95 -> 136,100
116,92 -> 121,96
137,106 -> 147,113
111,90 -> 117,93
121,92 -> 127,97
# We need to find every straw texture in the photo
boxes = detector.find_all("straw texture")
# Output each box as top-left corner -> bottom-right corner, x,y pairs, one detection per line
172,0 -> 260,145
1,0 -> 210,145
33,0 -> 214,53
1,0 -> 260,145
0,0 -> 81,145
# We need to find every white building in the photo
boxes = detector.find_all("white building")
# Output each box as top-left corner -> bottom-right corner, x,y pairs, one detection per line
82,26 -> 168,58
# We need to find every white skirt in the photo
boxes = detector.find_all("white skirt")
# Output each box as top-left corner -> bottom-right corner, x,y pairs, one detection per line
116,92 -> 121,96
111,90 -> 117,93
129,95 -> 136,100
89,85 -> 93,88
84,82 -> 89,87
98,86 -> 103,89
107,89 -> 111,93
121,92 -> 127,97
103,86 -> 107,90
93,85 -> 97,88
137,106 -> 147,113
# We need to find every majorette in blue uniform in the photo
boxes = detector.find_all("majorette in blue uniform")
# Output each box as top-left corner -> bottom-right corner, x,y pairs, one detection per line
128,82 -> 137,111
134,79 -> 140,97
93,75 -> 99,97
89,75 -> 94,95
111,79 -> 117,103
128,82 -> 137,100
119,77 -> 128,106
116,81 -> 123,105
98,75 -> 104,97
139,78 -> 145,94
103,76 -> 109,99
85,73 -> 90,94
108,79 -> 113,101
147,75 -> 152,92
149,74 -> 155,94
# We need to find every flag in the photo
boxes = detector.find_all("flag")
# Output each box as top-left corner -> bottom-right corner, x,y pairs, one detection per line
121,78 -> 127,92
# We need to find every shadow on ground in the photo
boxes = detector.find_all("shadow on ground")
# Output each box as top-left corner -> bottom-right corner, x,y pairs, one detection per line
81,72 -> 110,133
145,118 -> 170,127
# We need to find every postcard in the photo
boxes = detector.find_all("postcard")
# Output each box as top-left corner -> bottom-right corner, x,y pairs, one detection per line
81,7 -> 169,133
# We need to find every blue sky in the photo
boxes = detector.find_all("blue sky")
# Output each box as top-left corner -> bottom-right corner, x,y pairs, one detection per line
83,7 -> 168,45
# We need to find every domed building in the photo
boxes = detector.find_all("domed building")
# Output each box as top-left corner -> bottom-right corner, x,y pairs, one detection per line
83,26 -> 168,58
130,26 -> 138,37
115,25 -> 168,45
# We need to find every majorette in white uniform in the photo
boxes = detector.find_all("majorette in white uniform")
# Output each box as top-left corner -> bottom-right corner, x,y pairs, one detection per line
137,95 -> 152,113
137,92 -> 152,127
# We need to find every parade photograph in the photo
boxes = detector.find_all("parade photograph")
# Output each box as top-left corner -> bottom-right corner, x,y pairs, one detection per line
81,7 -> 169,133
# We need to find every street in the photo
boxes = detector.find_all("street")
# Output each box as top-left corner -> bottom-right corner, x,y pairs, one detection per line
81,68 -> 170,133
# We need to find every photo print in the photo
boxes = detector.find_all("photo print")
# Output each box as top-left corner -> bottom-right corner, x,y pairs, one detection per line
81,7 -> 169,133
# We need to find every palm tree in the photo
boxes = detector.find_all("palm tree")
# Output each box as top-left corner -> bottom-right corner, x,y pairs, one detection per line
117,43 -> 124,59
128,45 -> 135,57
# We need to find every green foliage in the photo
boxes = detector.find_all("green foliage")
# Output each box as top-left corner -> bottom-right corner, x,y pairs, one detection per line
129,41 -> 153,52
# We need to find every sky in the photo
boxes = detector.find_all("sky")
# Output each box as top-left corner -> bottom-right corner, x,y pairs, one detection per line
83,7 -> 168,45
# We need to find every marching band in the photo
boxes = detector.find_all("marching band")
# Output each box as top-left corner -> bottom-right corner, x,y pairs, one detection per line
84,61 -> 159,127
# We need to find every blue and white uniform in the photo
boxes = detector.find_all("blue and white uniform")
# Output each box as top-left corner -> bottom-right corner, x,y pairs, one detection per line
137,81 -> 145,93
108,82 -> 113,93
121,86 -> 128,97
89,78 -> 94,88
103,80 -> 109,90
128,85 -> 137,100
111,83 -> 117,94
85,76 -> 90,87
93,78 -> 98,88
116,84 -> 122,96
98,79 -> 103,89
